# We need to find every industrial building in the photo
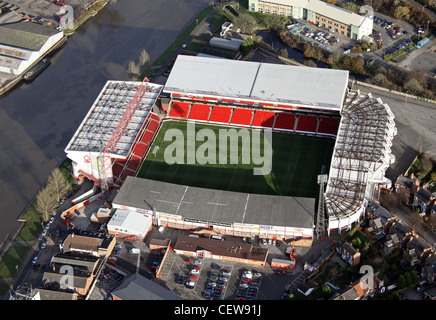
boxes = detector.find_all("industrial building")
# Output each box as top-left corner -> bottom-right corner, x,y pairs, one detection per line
248,0 -> 373,40
0,10 -> 64,75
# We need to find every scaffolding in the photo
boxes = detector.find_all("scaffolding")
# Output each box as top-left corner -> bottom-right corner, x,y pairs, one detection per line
65,80 -> 163,190
324,89 -> 397,234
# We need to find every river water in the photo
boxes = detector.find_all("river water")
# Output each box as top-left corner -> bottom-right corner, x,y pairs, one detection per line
0,0 -> 211,244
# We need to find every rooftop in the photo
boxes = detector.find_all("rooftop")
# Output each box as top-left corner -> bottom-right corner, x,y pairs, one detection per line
164,55 -> 349,111
325,89 -> 396,220
0,17 -> 61,51
174,235 -> 268,263
259,0 -> 370,27
65,80 -> 163,158
113,176 -> 315,229
111,273 -> 182,300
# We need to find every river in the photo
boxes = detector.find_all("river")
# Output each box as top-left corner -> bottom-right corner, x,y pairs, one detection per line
0,0 -> 211,244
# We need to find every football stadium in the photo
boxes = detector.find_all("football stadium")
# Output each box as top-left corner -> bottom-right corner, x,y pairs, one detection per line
65,55 -> 396,244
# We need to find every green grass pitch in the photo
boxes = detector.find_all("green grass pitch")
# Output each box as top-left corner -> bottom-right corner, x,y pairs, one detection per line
136,120 -> 335,198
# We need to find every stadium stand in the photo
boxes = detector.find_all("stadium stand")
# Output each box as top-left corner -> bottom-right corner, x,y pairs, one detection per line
169,101 -> 191,118
209,105 -> 233,124
317,117 -> 340,136
229,108 -> 254,126
296,115 -> 318,133
189,103 -> 212,122
274,113 -> 296,131
251,110 -> 275,128
112,112 -> 161,186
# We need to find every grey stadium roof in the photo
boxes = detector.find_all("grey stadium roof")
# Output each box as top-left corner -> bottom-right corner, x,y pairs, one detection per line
164,55 -> 349,111
113,176 -> 315,229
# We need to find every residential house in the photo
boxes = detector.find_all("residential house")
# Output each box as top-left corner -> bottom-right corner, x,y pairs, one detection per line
383,233 -> 401,255
422,254 -> 436,283
394,174 -> 419,204
336,241 -> 360,266
42,252 -> 104,296
60,229 -> 116,258
370,217 -> 383,235
413,188 -> 435,215
424,286 -> 436,300
333,275 -> 375,300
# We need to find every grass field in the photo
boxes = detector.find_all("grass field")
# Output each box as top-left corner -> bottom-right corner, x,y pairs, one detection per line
137,120 -> 335,198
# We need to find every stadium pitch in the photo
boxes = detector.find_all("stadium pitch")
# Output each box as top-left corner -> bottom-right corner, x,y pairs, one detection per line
137,120 -> 335,198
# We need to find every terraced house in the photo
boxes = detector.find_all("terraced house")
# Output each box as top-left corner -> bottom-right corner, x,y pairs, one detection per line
248,0 -> 373,40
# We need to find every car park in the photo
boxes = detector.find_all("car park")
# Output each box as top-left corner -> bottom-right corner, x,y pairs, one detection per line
176,275 -> 187,285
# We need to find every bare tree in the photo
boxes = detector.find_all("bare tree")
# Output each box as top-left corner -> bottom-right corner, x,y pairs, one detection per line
138,49 -> 150,67
46,168 -> 70,203
233,14 -> 258,35
127,60 -> 140,80
35,187 -> 58,222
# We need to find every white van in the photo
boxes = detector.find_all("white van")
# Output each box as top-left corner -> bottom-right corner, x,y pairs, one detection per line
211,235 -> 223,241
129,248 -> 140,254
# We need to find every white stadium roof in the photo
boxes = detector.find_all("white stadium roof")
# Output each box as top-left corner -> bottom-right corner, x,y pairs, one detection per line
65,80 -> 163,158
325,89 -> 396,229
164,55 -> 349,111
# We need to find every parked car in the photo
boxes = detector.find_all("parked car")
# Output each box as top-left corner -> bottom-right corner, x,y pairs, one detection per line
40,242 -> 46,250
221,269 -> 231,276
32,257 -> 38,265
191,269 -> 200,274
176,276 -> 187,285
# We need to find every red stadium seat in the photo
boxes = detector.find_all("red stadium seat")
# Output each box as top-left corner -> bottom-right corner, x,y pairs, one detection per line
188,103 -> 212,121
317,117 -> 340,136
230,108 -> 253,126
274,113 -> 296,131
209,106 -> 232,124
296,115 -> 318,133
251,110 -> 275,128
169,101 -> 191,118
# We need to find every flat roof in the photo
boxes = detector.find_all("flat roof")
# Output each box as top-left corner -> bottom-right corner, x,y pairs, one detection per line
259,0 -> 369,27
174,235 -> 268,263
164,55 -> 348,110
108,208 -> 152,234
65,80 -> 163,158
113,176 -> 315,229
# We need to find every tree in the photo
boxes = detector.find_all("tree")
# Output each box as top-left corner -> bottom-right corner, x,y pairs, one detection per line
404,78 -> 424,95
372,73 -> 388,87
397,274 -> 406,289
46,168 -> 69,203
279,48 -> 289,58
233,14 -> 258,35
265,14 -> 283,32
394,6 -> 410,20
127,60 -> 140,80
138,49 -> 150,67
34,187 -> 58,222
